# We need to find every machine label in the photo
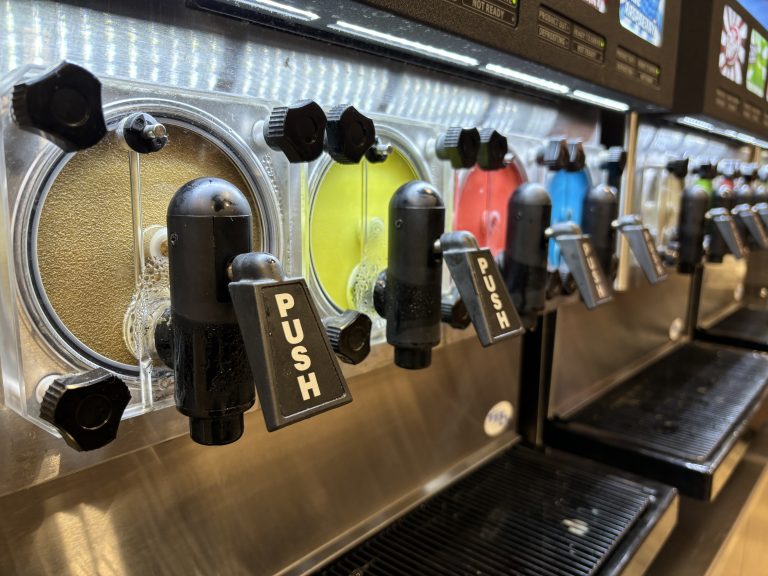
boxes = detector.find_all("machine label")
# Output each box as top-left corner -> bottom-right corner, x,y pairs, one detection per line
484,401 -> 514,437
471,251 -> 522,340
616,46 -> 661,86
538,7 -> 605,63
439,0 -> 519,28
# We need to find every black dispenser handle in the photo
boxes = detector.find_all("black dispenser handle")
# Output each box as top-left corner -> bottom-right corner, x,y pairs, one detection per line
229,253 -> 351,431
706,208 -> 745,259
167,178 -> 350,443
503,183 -> 551,324
733,204 -> 768,249
12,61 -> 107,151
613,215 -> 667,284
439,231 -> 524,346
707,183 -> 737,262
546,222 -> 613,309
755,202 -> 768,231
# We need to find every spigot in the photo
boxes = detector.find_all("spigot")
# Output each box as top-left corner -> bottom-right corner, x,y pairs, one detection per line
666,158 -> 690,180
677,185 -> 710,274
612,215 -> 667,284
373,181 -> 522,369
11,61 -> 107,151
264,100 -> 327,162
732,204 -> 768,249
166,178 -> 350,443
477,128 -> 508,171
40,369 -> 131,451
503,183 -> 551,325
706,207 -> 745,259
324,104 -> 376,164
599,146 -> 627,190
545,222 -> 612,309
435,127 -> 480,169
582,184 -> 618,278
323,310 -> 372,364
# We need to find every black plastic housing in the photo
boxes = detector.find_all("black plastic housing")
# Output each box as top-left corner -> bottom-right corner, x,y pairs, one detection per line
677,186 -> 710,274
166,178 -> 255,445
582,184 -> 618,278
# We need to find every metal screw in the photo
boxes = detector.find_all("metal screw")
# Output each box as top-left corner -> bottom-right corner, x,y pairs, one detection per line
143,123 -> 167,140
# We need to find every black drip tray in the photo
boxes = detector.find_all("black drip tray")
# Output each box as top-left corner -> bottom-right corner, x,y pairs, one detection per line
546,342 -> 768,500
319,448 -> 676,576
698,307 -> 768,351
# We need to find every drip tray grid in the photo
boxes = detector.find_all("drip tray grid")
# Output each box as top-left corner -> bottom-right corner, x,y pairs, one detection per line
320,448 -> 673,576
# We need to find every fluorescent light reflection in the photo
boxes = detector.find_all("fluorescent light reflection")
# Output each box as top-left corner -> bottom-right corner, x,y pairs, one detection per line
231,0 -> 319,21
484,63 -> 569,94
676,117 -> 768,148
571,89 -> 630,111
330,21 -> 479,67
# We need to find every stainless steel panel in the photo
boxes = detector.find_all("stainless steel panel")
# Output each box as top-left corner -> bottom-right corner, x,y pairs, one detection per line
744,250 -> 768,308
0,335 -> 521,575
550,273 -> 691,417
698,258 -> 748,328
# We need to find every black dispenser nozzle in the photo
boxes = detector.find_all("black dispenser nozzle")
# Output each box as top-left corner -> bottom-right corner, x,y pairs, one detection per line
324,104 -> 376,164
167,178 -> 350,443
12,61 -> 108,151
582,184 -> 618,278
503,183 -> 551,325
677,185 -> 710,274
373,181 -> 522,369
435,127 -> 480,169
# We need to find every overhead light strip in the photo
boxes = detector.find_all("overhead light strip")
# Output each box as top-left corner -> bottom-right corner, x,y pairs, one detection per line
484,63 -> 570,94
677,116 -> 768,148
230,0 -> 320,22
330,21 -> 480,67
570,89 -> 629,112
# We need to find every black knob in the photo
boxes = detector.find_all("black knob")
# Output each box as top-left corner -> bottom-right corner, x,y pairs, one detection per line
600,146 -> 627,190
119,112 -> 168,154
477,128 -> 508,171
691,159 -> 717,180
740,162 -> 758,181
264,100 -> 327,163
666,158 -> 690,180
323,310 -> 372,364
441,291 -> 471,329
435,127 -> 480,169
325,104 -> 376,164
759,165 -> 768,183
40,368 -> 131,451
537,138 -> 569,170
566,141 -> 586,171
718,160 -> 739,179
12,61 -> 107,152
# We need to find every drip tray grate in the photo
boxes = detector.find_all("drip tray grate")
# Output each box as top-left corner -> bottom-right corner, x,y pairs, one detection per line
700,308 -> 768,351
546,342 -> 768,499
320,448 -> 672,576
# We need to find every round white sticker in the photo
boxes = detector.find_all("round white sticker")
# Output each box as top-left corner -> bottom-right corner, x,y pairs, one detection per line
484,401 -> 514,437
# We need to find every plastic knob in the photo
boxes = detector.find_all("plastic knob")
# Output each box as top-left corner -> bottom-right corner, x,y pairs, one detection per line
323,310 -> 372,364
264,100 -> 327,162
12,61 -> 107,152
441,292 -> 471,329
666,158 -> 690,180
40,368 -> 131,451
740,162 -> 758,181
758,165 -> 768,183
566,141 -> 586,171
717,160 -> 739,179
435,127 -> 481,169
691,159 -> 716,180
118,112 -> 168,154
537,138 -> 569,170
325,104 -> 376,164
477,128 -> 508,171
